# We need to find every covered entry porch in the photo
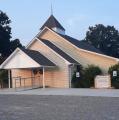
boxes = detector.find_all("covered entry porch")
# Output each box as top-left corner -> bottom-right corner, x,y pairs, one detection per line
11,67 -> 46,89
0,48 -> 56,89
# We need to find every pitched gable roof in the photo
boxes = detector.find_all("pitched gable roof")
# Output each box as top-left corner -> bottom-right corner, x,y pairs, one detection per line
27,27 -> 119,62
39,39 -> 79,64
20,48 -> 56,66
40,15 -> 65,31
58,34 -> 103,54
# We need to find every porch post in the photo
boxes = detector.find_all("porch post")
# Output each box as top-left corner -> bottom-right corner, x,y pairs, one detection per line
69,65 -> 72,88
43,67 -> 45,88
31,69 -> 34,88
69,66 -> 71,88
8,70 -> 11,88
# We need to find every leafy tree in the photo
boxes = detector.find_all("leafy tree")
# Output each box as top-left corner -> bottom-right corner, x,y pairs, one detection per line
85,24 -> 119,58
0,10 -> 22,64
0,10 -> 23,87
0,10 -> 11,57
10,39 -> 22,52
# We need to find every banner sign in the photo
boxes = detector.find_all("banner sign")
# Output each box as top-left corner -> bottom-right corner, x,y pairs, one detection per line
113,71 -> 117,77
76,72 -> 80,78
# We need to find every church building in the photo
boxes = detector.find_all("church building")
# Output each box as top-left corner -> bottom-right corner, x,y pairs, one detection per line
0,15 -> 119,88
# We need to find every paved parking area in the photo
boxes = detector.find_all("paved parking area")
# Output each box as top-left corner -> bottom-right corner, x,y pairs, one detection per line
0,95 -> 119,120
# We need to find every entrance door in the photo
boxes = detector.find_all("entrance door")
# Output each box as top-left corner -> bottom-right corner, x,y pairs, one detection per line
33,68 -> 43,88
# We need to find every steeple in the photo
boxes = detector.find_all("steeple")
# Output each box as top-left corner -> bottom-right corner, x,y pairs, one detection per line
40,15 -> 65,35
51,3 -> 53,15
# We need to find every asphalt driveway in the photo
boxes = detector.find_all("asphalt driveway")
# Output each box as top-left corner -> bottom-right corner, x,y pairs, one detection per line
0,95 -> 118,120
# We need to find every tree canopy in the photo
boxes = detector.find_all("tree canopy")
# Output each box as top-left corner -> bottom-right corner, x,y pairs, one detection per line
84,24 -> 119,58
0,10 -> 22,64
0,10 -> 11,57
10,39 -> 22,53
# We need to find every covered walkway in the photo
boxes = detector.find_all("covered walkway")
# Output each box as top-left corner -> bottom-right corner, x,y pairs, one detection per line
0,48 -> 56,89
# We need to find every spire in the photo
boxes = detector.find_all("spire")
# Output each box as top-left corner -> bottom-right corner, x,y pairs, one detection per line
40,15 -> 65,35
51,2 -> 53,15
40,2 -> 65,35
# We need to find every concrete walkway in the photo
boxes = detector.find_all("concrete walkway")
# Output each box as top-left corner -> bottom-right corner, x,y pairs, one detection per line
0,88 -> 119,97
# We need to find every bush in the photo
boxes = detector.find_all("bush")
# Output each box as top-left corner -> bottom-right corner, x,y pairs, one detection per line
71,65 -> 102,88
0,70 -> 8,87
83,65 -> 102,87
108,63 -> 119,89
71,65 -> 84,88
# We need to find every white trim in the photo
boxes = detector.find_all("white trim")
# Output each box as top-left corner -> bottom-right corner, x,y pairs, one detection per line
35,38 -> 79,65
26,32 -> 41,49
42,67 -> 45,88
26,27 -> 119,62
0,48 -> 20,69
68,65 -> 72,88
0,48 -> 41,69
26,27 -> 48,49
40,65 -> 56,68
0,47 -> 56,69
35,37 -> 71,65
41,27 -> 119,62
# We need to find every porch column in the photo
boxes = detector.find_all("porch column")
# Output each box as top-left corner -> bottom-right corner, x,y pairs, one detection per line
43,67 -> 45,88
31,69 -> 34,88
69,66 -> 71,88
69,65 -> 73,88
8,70 -> 11,88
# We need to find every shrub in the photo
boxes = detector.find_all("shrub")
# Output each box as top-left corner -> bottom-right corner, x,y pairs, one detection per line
108,63 -> 119,89
71,65 -> 84,88
83,65 -> 102,87
0,70 -> 8,87
71,65 -> 102,88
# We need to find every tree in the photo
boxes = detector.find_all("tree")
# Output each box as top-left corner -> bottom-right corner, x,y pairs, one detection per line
0,10 -> 11,57
0,10 -> 22,64
0,10 -> 23,87
85,24 -> 119,58
10,39 -> 22,53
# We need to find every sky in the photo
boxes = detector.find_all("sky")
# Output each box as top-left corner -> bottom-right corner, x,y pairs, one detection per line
0,0 -> 119,46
